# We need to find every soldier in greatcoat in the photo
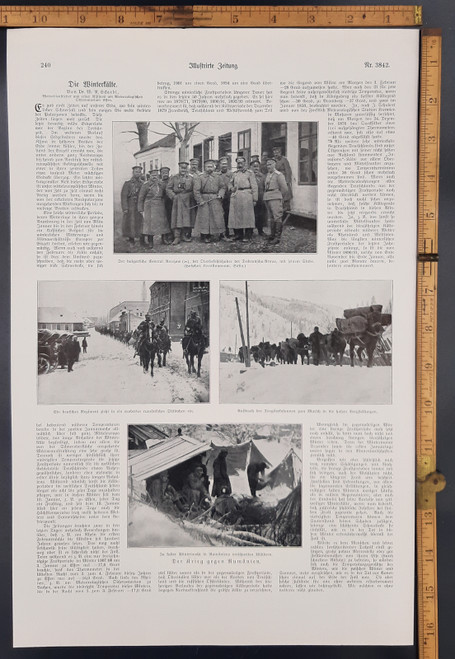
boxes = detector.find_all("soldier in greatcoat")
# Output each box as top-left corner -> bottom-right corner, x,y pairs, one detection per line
189,158 -> 202,235
264,157 -> 289,245
137,169 -> 170,248
193,159 -> 227,243
228,156 -> 258,242
160,166 -> 174,243
166,162 -> 194,245
121,165 -> 144,245
251,160 -> 266,237
218,157 -> 233,238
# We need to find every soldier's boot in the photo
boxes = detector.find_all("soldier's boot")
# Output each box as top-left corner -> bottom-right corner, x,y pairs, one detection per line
183,228 -> 193,242
140,234 -> 146,246
267,221 -> 276,241
128,237 -> 135,244
243,228 -> 253,243
270,221 -> 282,245
172,229 -> 181,246
148,236 -> 154,249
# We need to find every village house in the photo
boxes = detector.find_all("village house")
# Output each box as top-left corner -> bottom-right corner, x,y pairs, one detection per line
133,121 -> 318,220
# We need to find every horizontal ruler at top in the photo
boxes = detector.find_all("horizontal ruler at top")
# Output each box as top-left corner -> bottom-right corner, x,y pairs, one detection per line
0,5 -> 422,27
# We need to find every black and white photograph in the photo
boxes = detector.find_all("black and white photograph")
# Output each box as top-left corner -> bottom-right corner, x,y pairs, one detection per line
37,280 -> 210,404
219,280 -> 392,405
128,423 -> 302,548
113,121 -> 317,254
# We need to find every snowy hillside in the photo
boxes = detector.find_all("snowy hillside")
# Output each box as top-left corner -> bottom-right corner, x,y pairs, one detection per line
220,284 -> 344,350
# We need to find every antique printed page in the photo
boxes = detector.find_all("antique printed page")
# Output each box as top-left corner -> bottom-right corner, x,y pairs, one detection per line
8,28 -> 418,646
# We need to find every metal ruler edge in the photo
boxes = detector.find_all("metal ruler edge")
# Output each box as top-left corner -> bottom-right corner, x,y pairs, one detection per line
0,5 -> 422,27
416,28 -> 445,659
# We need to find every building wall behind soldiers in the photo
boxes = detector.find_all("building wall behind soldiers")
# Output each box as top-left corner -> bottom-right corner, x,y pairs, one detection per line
149,282 -> 187,340
134,145 -> 178,175
185,282 -> 210,340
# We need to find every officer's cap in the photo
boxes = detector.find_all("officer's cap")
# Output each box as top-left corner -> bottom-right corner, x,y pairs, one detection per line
219,157 -> 229,163
204,159 -> 216,166
132,165 -> 142,171
160,166 -> 170,172
266,157 -> 277,163
236,156 -> 246,163
189,158 -> 199,164
149,169 -> 159,175
178,161 -> 189,166
250,155 -> 260,162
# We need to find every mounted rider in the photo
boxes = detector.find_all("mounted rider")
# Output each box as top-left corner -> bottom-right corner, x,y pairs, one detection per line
182,310 -> 203,350
135,314 -> 155,355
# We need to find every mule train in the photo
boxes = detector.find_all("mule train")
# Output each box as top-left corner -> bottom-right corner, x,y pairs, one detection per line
238,304 -> 392,369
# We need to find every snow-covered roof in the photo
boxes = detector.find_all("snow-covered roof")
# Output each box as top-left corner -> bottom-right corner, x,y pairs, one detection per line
134,133 -> 176,156
38,307 -> 84,324
128,433 -> 211,482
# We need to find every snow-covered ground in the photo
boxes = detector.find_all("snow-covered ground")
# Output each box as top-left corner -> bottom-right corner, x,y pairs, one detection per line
220,361 -> 392,405
128,500 -> 205,547
38,332 -> 209,404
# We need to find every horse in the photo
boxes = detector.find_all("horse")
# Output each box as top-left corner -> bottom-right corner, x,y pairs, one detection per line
296,333 -> 310,365
155,328 -> 171,367
182,332 -> 207,378
137,336 -> 158,377
324,331 -> 347,366
280,339 -> 298,364
349,331 -> 382,368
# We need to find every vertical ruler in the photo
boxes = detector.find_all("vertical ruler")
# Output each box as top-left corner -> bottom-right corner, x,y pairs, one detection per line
416,29 -> 445,659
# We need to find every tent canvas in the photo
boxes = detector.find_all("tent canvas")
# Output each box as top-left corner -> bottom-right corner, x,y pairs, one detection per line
205,439 -> 271,495
266,449 -> 302,491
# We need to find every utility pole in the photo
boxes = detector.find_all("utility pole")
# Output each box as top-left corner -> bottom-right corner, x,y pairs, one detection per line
235,297 -> 250,367
245,281 -> 251,363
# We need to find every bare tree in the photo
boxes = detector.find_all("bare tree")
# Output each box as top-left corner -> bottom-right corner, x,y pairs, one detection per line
123,122 -> 201,160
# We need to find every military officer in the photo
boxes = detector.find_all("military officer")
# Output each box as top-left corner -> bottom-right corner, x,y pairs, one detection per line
218,157 -> 233,239
166,162 -> 194,245
137,169 -> 170,249
228,156 -> 258,242
193,159 -> 227,243
251,160 -> 266,237
263,157 -> 289,245
159,166 -> 174,243
121,165 -> 144,245
272,146 -> 293,211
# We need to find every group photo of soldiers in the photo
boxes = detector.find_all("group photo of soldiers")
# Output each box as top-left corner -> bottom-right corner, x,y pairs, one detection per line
113,121 -> 318,254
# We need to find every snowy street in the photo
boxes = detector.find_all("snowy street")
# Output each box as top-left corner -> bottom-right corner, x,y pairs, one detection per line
38,331 -> 209,404
220,361 -> 392,405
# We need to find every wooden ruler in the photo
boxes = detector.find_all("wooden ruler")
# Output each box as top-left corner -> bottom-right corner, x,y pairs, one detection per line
417,29 -> 444,659
0,5 -> 422,27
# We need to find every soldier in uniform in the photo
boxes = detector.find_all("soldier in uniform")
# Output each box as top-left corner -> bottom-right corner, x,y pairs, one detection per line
228,156 -> 258,242
272,146 -> 293,212
184,310 -> 202,337
218,157 -> 233,238
160,166 -> 174,244
188,158 -> 202,235
263,157 -> 289,245
121,165 -> 144,246
166,162 -> 194,245
193,159 -> 227,243
135,314 -> 154,355
309,326 -> 323,366
137,169 -> 170,249
251,160 -> 266,237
